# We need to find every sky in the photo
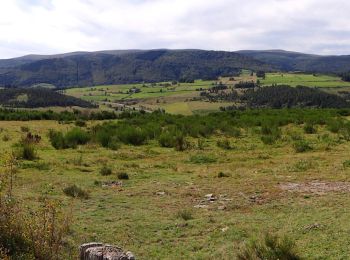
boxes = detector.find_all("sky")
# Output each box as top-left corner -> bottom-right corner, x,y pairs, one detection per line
0,0 -> 350,58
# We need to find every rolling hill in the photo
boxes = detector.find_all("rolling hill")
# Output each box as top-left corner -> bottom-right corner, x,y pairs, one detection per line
0,88 -> 95,108
237,50 -> 350,73
0,50 -> 271,88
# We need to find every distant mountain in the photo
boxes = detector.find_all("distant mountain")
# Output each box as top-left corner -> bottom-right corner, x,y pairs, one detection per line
236,50 -> 350,73
0,49 -> 272,88
1,49 -> 350,89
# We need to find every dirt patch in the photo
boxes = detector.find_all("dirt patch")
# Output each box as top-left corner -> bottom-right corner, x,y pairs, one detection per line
279,181 -> 350,195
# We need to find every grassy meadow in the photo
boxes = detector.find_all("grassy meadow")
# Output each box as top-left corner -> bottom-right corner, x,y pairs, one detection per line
2,109 -> 350,259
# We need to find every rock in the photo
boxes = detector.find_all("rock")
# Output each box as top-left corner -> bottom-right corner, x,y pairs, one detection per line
205,194 -> 216,201
79,243 -> 135,260
221,226 -> 229,232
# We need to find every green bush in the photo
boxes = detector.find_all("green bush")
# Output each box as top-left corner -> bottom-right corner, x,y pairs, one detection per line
75,120 -> 86,127
158,131 -> 188,151
48,128 -> 90,149
63,185 -> 89,199
304,124 -> 316,134
20,126 -> 29,133
177,209 -> 193,221
117,172 -> 129,180
100,166 -> 112,176
64,128 -> 90,147
2,135 -> 10,142
293,140 -> 313,153
237,233 -> 302,260
218,172 -> 230,178
261,135 -> 278,145
217,139 -> 233,150
18,142 -> 36,160
189,154 -> 217,164
158,132 -> 175,148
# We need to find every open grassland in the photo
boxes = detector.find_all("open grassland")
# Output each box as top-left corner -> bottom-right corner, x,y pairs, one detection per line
261,73 -> 350,88
2,109 -> 350,258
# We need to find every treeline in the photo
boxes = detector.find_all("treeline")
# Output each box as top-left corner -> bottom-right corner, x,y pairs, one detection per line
47,108 -> 350,150
0,88 -> 95,108
241,85 -> 350,108
0,108 -> 121,121
340,72 -> 350,82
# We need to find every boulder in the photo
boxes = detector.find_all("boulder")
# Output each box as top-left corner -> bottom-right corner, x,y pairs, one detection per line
79,243 -> 135,260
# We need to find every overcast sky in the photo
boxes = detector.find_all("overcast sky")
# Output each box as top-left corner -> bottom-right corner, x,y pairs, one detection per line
0,0 -> 349,58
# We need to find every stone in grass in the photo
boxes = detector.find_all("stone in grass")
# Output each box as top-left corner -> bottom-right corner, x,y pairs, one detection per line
79,242 -> 135,260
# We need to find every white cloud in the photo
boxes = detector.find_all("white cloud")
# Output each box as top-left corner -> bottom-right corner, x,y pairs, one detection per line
0,0 -> 349,58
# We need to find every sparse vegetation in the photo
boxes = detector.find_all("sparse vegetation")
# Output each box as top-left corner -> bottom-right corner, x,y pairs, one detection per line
237,233 -> 302,260
100,166 -> 112,176
63,185 -> 89,199
117,172 -> 129,180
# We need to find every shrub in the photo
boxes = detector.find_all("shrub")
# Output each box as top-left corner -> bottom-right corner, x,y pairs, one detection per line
48,130 -> 66,149
217,139 -> 233,150
107,137 -> 121,150
100,166 -> 112,176
117,172 -> 129,180
18,143 -> 36,160
158,132 -> 175,148
304,124 -> 316,134
343,160 -> 350,168
237,233 -> 302,260
48,128 -> 90,149
189,154 -> 217,164
218,172 -> 230,178
327,120 -> 343,133
63,185 -> 89,199
64,128 -> 90,147
75,120 -> 86,127
293,140 -> 313,153
261,135 -> 278,145
2,135 -> 10,142
177,209 -> 193,221
20,126 -> 29,133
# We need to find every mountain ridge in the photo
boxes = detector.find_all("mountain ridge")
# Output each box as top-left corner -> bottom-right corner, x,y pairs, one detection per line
1,49 -> 350,88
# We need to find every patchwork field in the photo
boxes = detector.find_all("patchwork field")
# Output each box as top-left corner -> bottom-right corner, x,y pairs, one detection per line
64,72 -> 350,116
2,109 -> 350,259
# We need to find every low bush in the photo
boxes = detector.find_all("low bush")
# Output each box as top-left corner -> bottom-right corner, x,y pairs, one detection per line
75,120 -> 86,127
237,233 -> 302,260
48,128 -> 90,149
117,172 -> 129,180
217,139 -> 233,150
261,135 -> 279,145
177,209 -> 193,221
218,172 -> 230,178
100,166 -> 112,176
189,154 -> 217,164
304,124 -> 317,134
20,126 -> 29,133
293,140 -> 313,153
2,134 -> 10,142
63,185 -> 89,199
18,142 -> 36,160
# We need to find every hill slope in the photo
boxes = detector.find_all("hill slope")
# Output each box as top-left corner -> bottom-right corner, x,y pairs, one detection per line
0,88 -> 95,108
0,50 -> 271,88
237,50 -> 350,73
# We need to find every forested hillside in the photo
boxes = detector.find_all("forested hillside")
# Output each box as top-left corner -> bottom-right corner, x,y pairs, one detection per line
0,88 -> 95,108
237,50 -> 350,73
0,50 -> 271,88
